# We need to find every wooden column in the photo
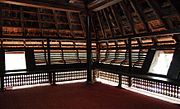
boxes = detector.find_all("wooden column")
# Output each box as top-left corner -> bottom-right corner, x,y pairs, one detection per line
0,50 -> 5,91
0,7 -> 3,90
25,49 -> 35,71
128,38 -> 132,87
86,12 -> 93,83
47,38 -> 53,85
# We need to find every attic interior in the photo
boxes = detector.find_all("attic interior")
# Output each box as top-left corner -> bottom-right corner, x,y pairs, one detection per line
0,0 -> 180,109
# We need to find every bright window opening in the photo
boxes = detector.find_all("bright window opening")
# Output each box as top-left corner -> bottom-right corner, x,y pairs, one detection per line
5,51 -> 27,71
148,50 -> 174,75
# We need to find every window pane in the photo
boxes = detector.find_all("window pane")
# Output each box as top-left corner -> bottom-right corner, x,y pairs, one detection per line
148,50 -> 173,75
5,51 -> 26,71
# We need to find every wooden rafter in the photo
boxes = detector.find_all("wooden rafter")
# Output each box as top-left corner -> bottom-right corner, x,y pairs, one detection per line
130,0 -> 151,32
96,12 -> 106,38
0,0 -> 83,12
102,9 -> 113,38
110,6 -> 124,36
119,2 -> 136,34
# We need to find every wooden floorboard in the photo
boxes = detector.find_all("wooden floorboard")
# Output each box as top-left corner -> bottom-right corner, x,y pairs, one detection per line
0,82 -> 180,109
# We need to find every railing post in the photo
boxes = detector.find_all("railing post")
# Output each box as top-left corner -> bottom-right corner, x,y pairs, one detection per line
0,75 -> 4,91
47,38 -> 53,84
52,72 -> 56,85
118,74 -> 122,88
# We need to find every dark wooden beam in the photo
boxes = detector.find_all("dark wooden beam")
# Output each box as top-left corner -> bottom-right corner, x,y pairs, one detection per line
95,25 -> 100,63
96,12 -> 106,38
47,38 -> 53,84
0,50 -> 5,91
110,6 -> 124,36
79,14 -> 86,37
86,13 -> 93,83
168,44 -> 180,80
96,37 -> 100,64
89,0 -> 122,11
120,2 -> 136,34
98,29 -> 180,41
0,0 -> 83,12
25,49 -> 36,71
66,12 -> 75,39
0,35 -> 96,41
102,9 -> 113,38
128,37 -> 132,87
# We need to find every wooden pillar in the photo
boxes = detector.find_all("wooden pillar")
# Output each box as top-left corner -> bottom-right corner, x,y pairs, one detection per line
47,38 -> 53,85
128,38 -> 132,87
86,13 -> 93,83
25,49 -> 35,71
0,7 -> 4,90
0,50 -> 5,91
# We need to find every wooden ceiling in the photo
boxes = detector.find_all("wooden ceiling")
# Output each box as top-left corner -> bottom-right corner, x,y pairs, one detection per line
0,0 -> 179,41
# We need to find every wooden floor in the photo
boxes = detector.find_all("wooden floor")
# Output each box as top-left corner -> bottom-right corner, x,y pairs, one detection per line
0,83 -> 180,109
